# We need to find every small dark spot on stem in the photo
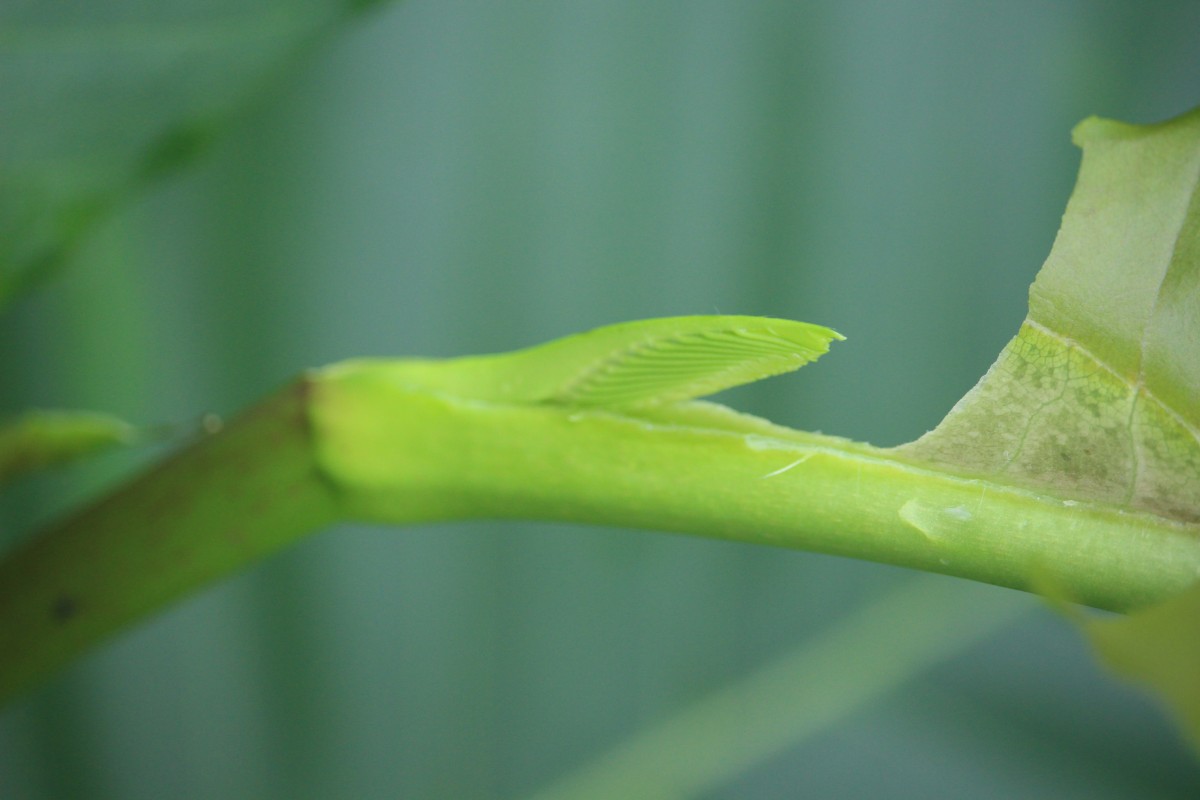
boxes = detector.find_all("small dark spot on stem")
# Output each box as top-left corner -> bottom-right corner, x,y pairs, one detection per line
52,594 -> 78,623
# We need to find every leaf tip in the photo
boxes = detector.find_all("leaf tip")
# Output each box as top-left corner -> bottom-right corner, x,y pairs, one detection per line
542,315 -> 844,408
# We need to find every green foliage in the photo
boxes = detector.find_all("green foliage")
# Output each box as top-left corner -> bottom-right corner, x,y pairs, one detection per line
2,2 -> 1199,793
297,105 -> 1200,755
311,317 -> 1197,614
0,410 -> 136,485
898,108 -> 1200,524
897,106 -> 1200,749
375,315 -> 843,409
0,0 -> 351,309
4,107 -> 1200,751
1083,582 -> 1200,749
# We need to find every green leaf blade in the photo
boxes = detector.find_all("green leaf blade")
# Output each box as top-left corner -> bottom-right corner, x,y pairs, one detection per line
892,105 -> 1200,753
0,410 -> 137,485
1082,580 -> 1200,749
1033,110 -> 1200,430
358,315 -> 844,410
539,317 -> 844,408
898,107 -> 1200,525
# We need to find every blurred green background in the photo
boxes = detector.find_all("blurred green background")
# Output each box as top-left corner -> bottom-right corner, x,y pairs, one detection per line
2,1 -> 1200,797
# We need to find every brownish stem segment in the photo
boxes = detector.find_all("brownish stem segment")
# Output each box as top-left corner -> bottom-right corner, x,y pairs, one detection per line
0,379 -> 338,704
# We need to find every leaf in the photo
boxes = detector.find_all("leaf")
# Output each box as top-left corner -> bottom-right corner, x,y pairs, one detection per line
1081,580 -> 1200,749
893,105 -> 1200,753
0,0 -> 354,310
354,315 -> 844,409
518,316 -> 845,408
0,410 -> 138,485
897,107 -> 1200,525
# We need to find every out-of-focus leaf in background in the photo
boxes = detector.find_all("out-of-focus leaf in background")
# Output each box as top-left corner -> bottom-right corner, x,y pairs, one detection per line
0,0 -> 351,309
1084,582 -> 1200,750
3,2 -> 1200,799
0,410 -> 137,485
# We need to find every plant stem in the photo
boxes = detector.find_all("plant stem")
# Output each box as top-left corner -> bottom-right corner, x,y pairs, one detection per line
0,381 -> 338,704
312,363 -> 1200,614
2,363 -> 1198,705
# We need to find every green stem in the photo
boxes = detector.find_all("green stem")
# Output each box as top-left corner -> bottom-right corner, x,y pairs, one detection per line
1,363 -> 1198,705
0,381 -> 338,704
312,364 -> 1200,614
